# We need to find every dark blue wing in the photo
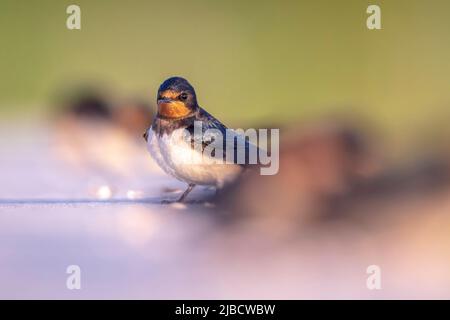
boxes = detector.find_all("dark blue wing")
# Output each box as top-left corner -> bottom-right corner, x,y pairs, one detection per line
186,107 -> 259,165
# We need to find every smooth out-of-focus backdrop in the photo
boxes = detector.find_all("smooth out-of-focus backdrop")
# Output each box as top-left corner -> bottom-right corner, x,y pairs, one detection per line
1,0 -> 450,148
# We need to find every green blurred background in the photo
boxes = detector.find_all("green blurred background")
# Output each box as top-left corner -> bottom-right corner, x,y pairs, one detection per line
1,0 -> 450,147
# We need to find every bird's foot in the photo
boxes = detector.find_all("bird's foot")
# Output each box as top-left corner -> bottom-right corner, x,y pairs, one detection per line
160,184 -> 197,204
161,199 -> 176,204
160,198 -> 208,205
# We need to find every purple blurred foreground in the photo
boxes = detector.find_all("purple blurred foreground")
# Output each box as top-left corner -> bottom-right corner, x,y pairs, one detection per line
1,121 -> 450,299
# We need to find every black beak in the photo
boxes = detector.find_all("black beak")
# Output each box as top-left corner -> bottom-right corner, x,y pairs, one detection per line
143,130 -> 149,142
158,97 -> 173,104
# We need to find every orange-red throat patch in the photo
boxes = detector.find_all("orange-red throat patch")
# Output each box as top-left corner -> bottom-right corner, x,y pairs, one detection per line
157,90 -> 193,119
158,100 -> 191,119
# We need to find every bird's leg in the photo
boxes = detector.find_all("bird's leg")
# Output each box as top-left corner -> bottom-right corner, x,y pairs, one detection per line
177,183 -> 196,202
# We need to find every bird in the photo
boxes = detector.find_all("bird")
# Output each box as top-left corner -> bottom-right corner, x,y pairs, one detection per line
144,77 -> 255,203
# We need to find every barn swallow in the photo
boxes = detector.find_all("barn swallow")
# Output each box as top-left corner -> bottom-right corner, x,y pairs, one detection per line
144,77 -> 253,202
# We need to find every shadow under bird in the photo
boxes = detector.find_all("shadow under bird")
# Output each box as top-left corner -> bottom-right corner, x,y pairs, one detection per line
144,77 -> 256,203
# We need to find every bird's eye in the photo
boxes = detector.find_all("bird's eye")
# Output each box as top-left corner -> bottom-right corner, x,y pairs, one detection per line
179,93 -> 188,101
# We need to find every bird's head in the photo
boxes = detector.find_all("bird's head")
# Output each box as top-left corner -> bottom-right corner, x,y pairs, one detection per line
156,77 -> 198,119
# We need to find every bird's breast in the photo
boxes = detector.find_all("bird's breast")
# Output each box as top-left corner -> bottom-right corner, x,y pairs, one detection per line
147,127 -> 242,186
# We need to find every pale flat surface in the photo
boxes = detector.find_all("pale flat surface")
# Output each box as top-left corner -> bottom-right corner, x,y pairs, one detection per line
1,123 -> 449,299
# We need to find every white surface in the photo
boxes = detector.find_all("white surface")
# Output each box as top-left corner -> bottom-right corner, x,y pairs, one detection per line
1,123 -> 449,299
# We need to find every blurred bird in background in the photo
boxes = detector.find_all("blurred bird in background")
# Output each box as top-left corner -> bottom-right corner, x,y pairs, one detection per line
217,120 -> 450,236
51,86 -> 161,199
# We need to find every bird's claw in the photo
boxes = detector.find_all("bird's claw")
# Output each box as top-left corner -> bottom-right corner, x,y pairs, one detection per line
161,199 -> 206,205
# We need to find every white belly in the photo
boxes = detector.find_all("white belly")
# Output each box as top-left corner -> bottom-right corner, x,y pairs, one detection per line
146,128 -> 242,187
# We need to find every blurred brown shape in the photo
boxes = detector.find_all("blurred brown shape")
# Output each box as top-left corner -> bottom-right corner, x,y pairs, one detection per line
112,99 -> 154,138
217,122 -> 380,229
51,87 -> 159,179
63,92 -> 113,120
217,120 -> 450,235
